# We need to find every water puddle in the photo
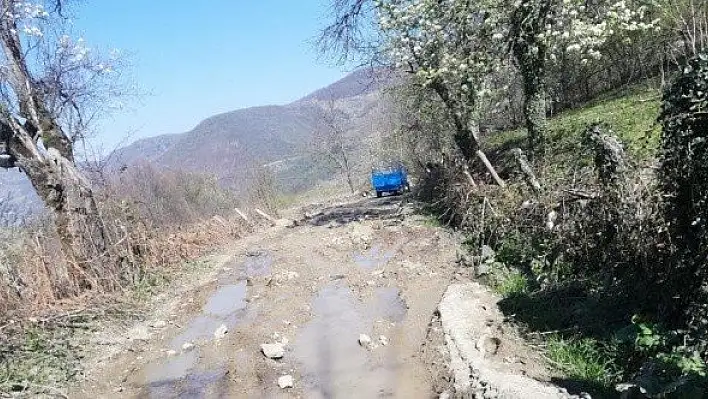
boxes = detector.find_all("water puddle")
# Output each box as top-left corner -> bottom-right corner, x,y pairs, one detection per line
293,284 -> 408,398
353,245 -> 395,270
218,250 -> 274,283
204,284 -> 248,316
145,350 -> 198,388
370,287 -> 407,323
170,281 -> 248,349
143,281 -> 248,397
138,251 -> 277,397
145,361 -> 228,398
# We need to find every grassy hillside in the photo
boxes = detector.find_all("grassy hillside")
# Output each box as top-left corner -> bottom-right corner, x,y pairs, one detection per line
488,84 -> 662,176
459,82 -> 708,398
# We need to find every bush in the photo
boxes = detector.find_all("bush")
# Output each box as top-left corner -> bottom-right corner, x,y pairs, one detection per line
420,89 -> 706,395
657,54 -> 708,329
107,163 -> 241,227
492,270 -> 529,298
0,165 -> 249,315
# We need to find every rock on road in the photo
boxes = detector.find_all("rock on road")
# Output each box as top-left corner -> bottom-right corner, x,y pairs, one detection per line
73,195 -> 574,398
73,196 -> 461,398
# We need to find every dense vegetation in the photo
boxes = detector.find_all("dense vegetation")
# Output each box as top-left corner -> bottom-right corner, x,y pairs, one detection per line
324,0 -> 708,397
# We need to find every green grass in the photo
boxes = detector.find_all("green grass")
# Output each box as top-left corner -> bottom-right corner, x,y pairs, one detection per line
420,214 -> 444,228
493,271 -> 530,298
131,258 -> 213,302
131,270 -> 170,302
487,84 -> 662,175
546,336 -> 620,391
0,325 -> 81,394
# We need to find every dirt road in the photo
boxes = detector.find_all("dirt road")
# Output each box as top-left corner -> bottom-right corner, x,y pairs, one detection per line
73,196 -> 461,398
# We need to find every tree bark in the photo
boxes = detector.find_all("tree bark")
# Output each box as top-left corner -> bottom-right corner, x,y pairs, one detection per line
522,76 -> 548,160
512,148 -> 541,195
342,153 -> 355,193
462,165 -> 478,188
19,148 -> 110,291
450,128 -> 506,187
345,172 -> 355,193
431,82 -> 506,187
0,8 -> 113,293
511,0 -> 552,161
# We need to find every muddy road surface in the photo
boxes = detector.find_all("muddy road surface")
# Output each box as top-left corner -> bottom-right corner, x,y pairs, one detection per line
73,196 -> 461,398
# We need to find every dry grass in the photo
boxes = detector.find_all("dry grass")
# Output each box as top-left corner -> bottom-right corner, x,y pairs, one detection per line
0,164 -> 265,317
0,165 -> 275,395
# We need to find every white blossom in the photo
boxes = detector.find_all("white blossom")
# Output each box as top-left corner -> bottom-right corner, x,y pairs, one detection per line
22,25 -> 42,37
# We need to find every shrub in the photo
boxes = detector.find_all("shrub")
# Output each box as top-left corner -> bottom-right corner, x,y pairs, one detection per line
657,54 -> 708,329
0,166 -> 249,315
107,163 -> 241,227
493,270 -> 529,298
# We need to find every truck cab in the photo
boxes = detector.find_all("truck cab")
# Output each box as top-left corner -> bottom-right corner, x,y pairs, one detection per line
371,162 -> 409,197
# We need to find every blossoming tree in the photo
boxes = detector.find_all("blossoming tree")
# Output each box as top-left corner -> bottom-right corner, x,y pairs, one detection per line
508,0 -> 658,159
326,0 -> 657,164
0,0 -> 124,283
376,0 -> 508,186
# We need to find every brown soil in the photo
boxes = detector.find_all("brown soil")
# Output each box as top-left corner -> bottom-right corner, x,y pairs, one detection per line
68,195 -> 570,399
71,196 -> 461,398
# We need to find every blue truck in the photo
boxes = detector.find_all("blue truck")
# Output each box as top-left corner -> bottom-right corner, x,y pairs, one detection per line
371,163 -> 409,197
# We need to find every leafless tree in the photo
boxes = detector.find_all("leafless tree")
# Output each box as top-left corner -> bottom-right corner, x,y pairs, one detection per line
319,0 -> 379,65
0,0 -> 129,286
661,0 -> 708,59
244,161 -> 281,216
311,101 -> 357,193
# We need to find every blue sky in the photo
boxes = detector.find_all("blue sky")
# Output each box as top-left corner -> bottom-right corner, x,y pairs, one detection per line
73,1 -> 352,151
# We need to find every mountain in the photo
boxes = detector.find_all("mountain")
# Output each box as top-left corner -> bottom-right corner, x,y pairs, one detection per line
0,169 -> 43,226
0,68 -> 396,224
110,68 -> 396,191
297,68 -> 393,103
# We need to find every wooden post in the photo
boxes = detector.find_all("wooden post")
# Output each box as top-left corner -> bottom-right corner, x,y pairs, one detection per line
234,208 -> 251,224
512,148 -> 541,194
254,208 -> 277,225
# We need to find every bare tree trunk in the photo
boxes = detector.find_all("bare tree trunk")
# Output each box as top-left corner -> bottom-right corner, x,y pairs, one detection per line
450,129 -> 506,188
431,82 -> 506,187
476,150 -> 506,188
20,149 -> 109,290
345,171 -> 355,193
342,153 -> 355,193
522,78 -> 548,160
512,148 -> 541,195
463,165 -> 478,188
585,123 -> 628,245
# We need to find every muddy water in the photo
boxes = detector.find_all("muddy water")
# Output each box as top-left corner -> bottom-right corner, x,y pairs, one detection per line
353,245 -> 395,270
169,281 -> 248,350
135,246 -> 420,398
293,283 -> 409,398
370,287 -> 408,323
143,353 -> 229,398
135,252 -> 277,398
141,281 -> 246,398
